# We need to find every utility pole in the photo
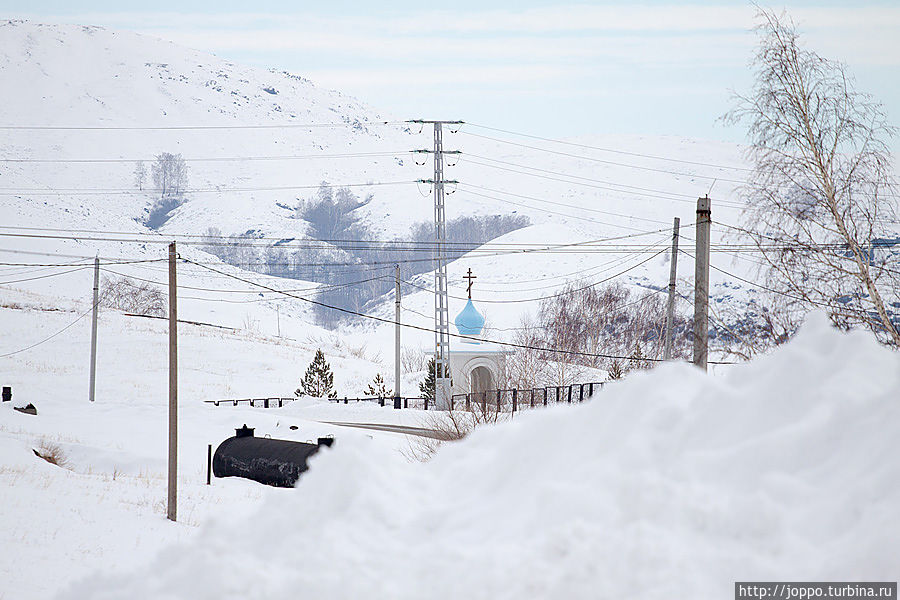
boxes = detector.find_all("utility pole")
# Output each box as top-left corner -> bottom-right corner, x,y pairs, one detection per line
411,119 -> 462,410
394,264 -> 402,410
276,304 -> 281,338
693,197 -> 711,371
663,218 -> 680,360
167,242 -> 178,522
88,255 -> 100,402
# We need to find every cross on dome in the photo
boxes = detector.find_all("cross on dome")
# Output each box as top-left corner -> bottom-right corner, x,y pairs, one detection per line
463,268 -> 477,300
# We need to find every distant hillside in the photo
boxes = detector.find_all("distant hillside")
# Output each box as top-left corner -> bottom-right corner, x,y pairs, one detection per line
2,19 -> 845,354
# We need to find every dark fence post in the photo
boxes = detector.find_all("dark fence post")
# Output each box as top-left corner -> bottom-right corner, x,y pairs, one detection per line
466,394 -> 470,410
567,386 -> 572,403
556,387 -> 560,403
512,389 -> 517,413
206,444 -> 212,485
425,397 -> 429,411
530,389 -> 535,408
264,398 -> 269,408
450,397 -> 455,411
579,384 -> 584,402
278,399 -> 283,408
589,382 -> 594,396
404,398 -> 408,409
496,389 -> 501,412
379,397 -> 384,407
344,396 -> 348,404
543,388 -> 548,406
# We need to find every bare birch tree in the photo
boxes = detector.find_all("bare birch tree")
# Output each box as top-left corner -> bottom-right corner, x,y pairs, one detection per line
725,10 -> 900,345
151,152 -> 188,198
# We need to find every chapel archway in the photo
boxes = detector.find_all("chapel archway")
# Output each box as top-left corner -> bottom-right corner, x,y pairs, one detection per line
470,365 -> 494,394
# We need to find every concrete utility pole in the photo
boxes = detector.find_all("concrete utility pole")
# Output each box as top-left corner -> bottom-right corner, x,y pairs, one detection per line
167,242 -> 178,522
411,119 -> 461,410
693,197 -> 711,371
663,218 -> 680,360
88,255 -> 100,402
394,264 -> 402,410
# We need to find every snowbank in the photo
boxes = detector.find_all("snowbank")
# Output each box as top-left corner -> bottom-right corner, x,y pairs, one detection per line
59,314 -> 900,599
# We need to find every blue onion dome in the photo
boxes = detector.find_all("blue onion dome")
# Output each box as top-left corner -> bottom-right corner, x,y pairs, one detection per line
454,299 -> 485,337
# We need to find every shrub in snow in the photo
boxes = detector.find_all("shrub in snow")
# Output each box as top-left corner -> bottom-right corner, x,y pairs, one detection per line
32,439 -> 69,469
100,276 -> 165,316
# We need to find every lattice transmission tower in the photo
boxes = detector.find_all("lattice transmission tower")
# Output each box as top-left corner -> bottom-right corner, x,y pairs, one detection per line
411,119 -> 461,409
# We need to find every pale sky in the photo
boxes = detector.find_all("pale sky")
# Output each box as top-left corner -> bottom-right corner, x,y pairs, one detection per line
4,1 -> 900,148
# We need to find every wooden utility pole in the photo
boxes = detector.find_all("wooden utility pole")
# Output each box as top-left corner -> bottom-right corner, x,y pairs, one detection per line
663,218 -> 680,360
394,264 -> 402,410
88,255 -> 100,402
167,242 -> 178,522
693,197 -> 711,371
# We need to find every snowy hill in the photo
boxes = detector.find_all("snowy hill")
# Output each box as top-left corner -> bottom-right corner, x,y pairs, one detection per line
0,18 -> 783,356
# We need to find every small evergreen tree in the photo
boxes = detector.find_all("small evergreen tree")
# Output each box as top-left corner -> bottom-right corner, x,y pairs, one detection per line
419,358 -> 450,400
607,359 -> 625,381
419,358 -> 436,400
365,373 -> 392,399
295,348 -> 337,398
629,343 -> 650,371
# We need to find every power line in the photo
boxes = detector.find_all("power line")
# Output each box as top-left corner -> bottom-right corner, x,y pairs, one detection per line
465,123 -> 753,172
677,247 -> 886,316
0,265 -> 92,285
460,131 -> 747,183
0,151 -> 410,164
465,153 -> 698,198
463,155 -> 750,210
0,121 -> 407,131
0,180 -> 417,196
461,183 -> 685,226
0,301 -> 97,359
399,249 -> 667,304
0,224 -> 677,248
182,256 -> 740,363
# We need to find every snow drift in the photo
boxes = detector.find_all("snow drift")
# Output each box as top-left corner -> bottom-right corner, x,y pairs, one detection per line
60,314 -> 900,599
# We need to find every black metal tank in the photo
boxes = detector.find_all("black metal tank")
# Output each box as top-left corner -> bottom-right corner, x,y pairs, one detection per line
212,425 -> 333,488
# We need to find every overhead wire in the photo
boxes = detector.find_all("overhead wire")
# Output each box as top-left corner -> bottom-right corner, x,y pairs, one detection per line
465,123 -> 753,172
0,180 -> 417,196
0,151 -> 409,164
0,121 -> 408,131
0,300 -> 98,358
182,255 -> 737,363
399,248 -> 668,304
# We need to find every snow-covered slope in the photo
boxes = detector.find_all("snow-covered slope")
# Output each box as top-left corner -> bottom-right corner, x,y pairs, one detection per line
43,314 -> 900,600
0,19 -> 779,352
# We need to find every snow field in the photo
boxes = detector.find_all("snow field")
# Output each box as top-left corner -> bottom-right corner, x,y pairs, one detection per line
52,313 -> 900,600
0,285 -> 431,598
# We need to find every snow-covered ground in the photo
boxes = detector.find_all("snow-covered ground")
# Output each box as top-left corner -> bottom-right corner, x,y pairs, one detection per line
2,18 -> 899,599
0,284 -> 431,599
2,312 -> 896,599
